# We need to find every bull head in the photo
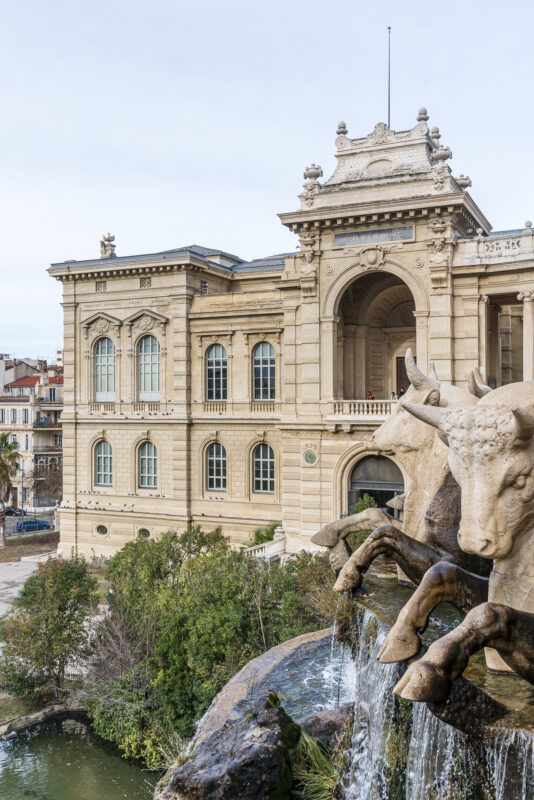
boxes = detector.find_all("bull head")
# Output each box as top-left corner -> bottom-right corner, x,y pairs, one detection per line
400,396 -> 534,559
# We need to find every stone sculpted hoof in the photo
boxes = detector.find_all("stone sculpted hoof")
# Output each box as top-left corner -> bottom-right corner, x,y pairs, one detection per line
334,560 -> 362,592
393,659 -> 452,703
377,623 -> 422,663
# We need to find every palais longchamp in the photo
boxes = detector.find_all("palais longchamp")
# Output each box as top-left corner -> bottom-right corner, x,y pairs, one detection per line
49,109 -> 534,556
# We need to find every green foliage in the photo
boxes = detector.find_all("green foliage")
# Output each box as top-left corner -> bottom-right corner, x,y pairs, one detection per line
292,731 -> 345,800
347,493 -> 378,550
0,556 -> 98,700
384,696 -> 413,799
349,492 -> 377,516
90,525 -> 335,760
87,670 -> 178,769
246,520 -> 281,546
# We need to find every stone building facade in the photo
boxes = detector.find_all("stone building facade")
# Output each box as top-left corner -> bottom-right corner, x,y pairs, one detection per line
49,110 -> 534,557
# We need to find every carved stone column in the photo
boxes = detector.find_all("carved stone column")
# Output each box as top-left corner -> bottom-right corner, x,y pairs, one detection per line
518,291 -> 534,380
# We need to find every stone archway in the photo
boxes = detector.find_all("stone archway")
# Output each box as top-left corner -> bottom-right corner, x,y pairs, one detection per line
348,454 -> 404,515
336,272 -> 416,399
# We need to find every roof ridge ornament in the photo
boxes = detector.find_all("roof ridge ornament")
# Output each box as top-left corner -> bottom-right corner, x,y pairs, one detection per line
100,233 -> 116,259
417,107 -> 429,122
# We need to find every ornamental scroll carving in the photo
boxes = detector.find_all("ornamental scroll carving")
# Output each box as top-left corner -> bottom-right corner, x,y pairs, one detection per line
82,313 -> 122,340
124,309 -> 169,338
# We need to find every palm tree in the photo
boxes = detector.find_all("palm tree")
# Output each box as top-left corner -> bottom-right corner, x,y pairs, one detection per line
0,433 -> 20,548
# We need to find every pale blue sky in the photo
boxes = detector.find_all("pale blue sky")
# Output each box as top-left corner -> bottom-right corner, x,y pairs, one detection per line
1,0 -> 532,359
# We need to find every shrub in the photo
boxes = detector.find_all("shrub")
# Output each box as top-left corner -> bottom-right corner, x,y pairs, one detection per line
0,556 -> 98,701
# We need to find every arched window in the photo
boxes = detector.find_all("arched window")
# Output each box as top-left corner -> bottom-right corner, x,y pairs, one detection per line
253,443 -> 274,493
94,338 -> 115,401
253,342 -> 275,401
207,442 -> 227,490
95,440 -> 112,486
139,441 -> 157,488
138,335 -> 160,401
206,344 -> 227,401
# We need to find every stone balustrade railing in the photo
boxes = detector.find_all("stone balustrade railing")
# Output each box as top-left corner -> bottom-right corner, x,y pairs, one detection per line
458,227 -> 534,263
331,399 -> 397,418
244,530 -> 286,559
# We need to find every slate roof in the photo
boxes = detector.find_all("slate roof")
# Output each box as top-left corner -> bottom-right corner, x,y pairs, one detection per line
50,245 -> 292,274
232,253 -> 294,272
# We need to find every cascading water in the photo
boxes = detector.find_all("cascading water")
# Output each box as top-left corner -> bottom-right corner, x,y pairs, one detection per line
341,610 -> 399,800
340,609 -> 534,800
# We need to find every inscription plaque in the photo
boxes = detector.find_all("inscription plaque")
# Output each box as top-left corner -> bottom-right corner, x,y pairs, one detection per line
334,226 -> 414,247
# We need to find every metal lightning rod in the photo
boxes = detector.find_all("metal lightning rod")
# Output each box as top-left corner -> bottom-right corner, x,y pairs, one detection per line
387,26 -> 391,128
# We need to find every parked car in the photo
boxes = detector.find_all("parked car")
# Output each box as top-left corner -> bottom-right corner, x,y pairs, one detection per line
16,518 -> 51,532
4,506 -> 23,516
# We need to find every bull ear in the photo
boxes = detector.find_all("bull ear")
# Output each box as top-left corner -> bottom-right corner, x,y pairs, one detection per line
468,368 -> 492,398
512,406 -> 534,441
400,400 -> 446,432
405,349 -> 439,391
423,388 -> 441,407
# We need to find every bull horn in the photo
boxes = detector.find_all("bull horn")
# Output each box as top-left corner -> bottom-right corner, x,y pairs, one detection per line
512,406 -> 534,441
400,400 -> 446,432
468,368 -> 492,398
429,362 -> 439,380
405,348 -> 439,391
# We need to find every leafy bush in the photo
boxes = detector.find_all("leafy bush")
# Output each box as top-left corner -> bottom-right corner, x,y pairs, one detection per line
245,520 -> 281,547
87,526 -> 335,757
0,556 -> 98,701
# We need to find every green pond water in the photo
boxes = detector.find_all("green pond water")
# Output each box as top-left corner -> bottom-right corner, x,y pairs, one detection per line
0,720 -> 156,800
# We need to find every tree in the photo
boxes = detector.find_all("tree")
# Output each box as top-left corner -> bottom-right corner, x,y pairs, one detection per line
35,461 -> 63,504
0,556 -> 98,700
0,433 -> 20,548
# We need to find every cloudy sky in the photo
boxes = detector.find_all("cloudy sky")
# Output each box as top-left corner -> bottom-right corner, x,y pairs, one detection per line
1,0 -> 532,359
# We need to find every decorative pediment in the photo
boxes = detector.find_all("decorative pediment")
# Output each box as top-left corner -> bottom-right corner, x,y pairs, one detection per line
124,309 -> 169,337
82,313 -> 122,339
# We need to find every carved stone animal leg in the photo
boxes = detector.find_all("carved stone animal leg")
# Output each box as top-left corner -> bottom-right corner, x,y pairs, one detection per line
334,525 -> 447,593
378,562 -> 489,663
312,511 -> 401,576
394,602 -> 534,703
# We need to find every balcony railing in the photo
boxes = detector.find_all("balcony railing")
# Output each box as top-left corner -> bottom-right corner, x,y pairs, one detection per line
330,399 -> 397,418
33,420 -> 62,428
203,402 -> 227,414
33,444 -> 62,453
133,402 -> 160,413
90,403 -> 115,414
249,401 -> 276,414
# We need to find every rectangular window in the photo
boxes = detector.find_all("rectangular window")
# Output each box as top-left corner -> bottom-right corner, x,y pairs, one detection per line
25,435 -> 29,450
207,443 -> 227,491
11,409 -> 17,424
23,408 -> 29,424
139,443 -> 157,488
0,409 -> 4,423
96,447 -> 112,486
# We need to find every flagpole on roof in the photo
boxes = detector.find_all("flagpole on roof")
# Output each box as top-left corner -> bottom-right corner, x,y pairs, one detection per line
387,26 -> 391,128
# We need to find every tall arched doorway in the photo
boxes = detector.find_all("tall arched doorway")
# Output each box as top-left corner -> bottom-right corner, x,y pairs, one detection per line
348,455 -> 404,515
336,272 -> 416,399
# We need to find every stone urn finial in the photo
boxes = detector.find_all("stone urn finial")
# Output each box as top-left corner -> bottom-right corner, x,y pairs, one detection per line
417,107 -> 429,122
336,121 -> 348,136
430,126 -> 441,144
303,164 -> 323,181
456,175 -> 472,189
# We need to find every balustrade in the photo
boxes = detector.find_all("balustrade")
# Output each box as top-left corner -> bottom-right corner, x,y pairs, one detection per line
331,399 -> 396,418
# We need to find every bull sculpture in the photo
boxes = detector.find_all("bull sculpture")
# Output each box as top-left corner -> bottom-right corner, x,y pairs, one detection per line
381,381 -> 534,702
314,351 -> 491,588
